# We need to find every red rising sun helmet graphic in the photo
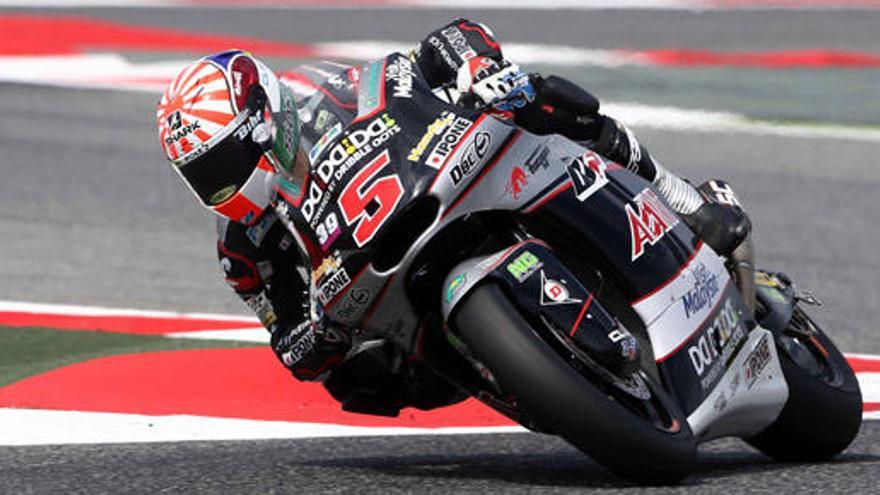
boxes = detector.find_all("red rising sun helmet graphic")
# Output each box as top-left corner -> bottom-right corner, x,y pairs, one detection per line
157,49 -> 300,225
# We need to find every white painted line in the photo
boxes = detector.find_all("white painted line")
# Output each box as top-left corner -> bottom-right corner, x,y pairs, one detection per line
0,0 -> 870,9
0,408 -> 525,446
0,54 -> 186,93
0,0 -> 174,5
842,353 -> 880,361
0,1 -> 713,9
857,372 -> 880,404
2,52 -> 878,144
603,102 -> 880,143
0,299 -> 257,324
315,41 -> 636,68
166,328 -> 269,343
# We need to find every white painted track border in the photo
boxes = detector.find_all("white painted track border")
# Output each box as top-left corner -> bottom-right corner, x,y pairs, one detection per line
0,409 -> 526,446
0,0 -> 876,9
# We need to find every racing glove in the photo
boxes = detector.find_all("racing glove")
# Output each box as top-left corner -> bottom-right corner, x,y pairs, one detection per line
512,74 -> 603,139
271,318 -> 351,381
455,56 -> 536,112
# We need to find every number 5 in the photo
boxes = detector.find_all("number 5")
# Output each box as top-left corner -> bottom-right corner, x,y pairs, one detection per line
337,150 -> 404,247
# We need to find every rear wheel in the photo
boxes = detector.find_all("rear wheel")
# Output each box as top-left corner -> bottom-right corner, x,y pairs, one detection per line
453,284 -> 696,484
747,307 -> 862,460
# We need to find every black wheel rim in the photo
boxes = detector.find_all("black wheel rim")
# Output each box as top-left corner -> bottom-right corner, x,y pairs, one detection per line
778,309 -> 843,387
538,316 -> 683,433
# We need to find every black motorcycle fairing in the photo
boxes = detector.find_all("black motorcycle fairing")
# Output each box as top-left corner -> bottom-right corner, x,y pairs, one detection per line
443,241 -> 643,377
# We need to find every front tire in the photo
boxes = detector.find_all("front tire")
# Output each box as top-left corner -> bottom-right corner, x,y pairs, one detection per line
747,307 -> 862,460
453,284 -> 696,484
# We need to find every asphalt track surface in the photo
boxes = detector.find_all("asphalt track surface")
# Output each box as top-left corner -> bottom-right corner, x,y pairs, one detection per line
2,6 -> 879,492
2,427 -> 880,493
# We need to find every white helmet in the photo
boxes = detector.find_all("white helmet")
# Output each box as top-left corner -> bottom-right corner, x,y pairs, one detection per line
157,49 -> 300,224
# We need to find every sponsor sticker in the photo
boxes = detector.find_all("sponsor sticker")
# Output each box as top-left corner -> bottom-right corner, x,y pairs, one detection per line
744,334 -> 772,389
246,212 -> 277,247
314,109 -> 333,133
445,274 -> 467,303
428,35 -> 458,72
426,116 -> 472,168
687,297 -> 747,390
539,270 -> 582,306
619,333 -> 639,360
317,267 -> 351,305
707,180 -> 742,207
357,59 -> 384,119
386,57 -> 414,99
336,287 -> 371,319
566,151 -> 608,202
309,122 -> 342,164
506,250 -> 542,282
682,263 -> 721,318
316,113 -> 400,182
281,325 -> 317,367
505,166 -> 528,199
167,111 -> 182,130
626,189 -> 679,261
164,117 -> 200,145
300,180 -> 325,224
441,26 -> 477,61
312,254 -> 341,285
449,131 -> 491,186
233,113 -> 262,142
408,112 -> 454,163
245,291 -> 277,328
523,145 -> 551,174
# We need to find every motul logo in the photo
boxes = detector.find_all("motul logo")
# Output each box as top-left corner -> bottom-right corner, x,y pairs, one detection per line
625,189 -> 679,261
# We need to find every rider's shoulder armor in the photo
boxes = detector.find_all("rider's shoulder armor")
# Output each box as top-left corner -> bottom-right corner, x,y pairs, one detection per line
215,210 -> 303,291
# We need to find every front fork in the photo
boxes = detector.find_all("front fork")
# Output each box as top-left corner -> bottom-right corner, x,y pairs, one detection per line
729,234 -> 757,318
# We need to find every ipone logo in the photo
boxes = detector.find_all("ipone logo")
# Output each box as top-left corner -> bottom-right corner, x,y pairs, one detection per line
426,117 -> 472,168
318,267 -> 351,305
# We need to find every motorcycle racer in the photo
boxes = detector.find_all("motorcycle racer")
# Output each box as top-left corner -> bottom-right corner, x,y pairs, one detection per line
156,19 -> 749,416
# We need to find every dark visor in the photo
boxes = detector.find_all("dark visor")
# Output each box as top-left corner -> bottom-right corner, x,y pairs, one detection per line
178,114 -> 266,206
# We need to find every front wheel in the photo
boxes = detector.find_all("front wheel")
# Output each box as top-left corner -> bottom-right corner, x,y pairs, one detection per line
453,284 -> 696,484
747,307 -> 862,460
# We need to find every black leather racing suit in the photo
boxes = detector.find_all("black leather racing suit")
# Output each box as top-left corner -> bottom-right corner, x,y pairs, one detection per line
216,19 -> 654,414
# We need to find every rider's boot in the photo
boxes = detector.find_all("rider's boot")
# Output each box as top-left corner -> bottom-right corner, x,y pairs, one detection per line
653,168 -> 751,256
593,116 -> 751,256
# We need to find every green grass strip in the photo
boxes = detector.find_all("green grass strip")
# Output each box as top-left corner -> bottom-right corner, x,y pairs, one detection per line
0,326 -> 257,388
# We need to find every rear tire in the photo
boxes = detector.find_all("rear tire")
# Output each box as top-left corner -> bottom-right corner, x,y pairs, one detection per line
453,284 -> 696,484
747,308 -> 862,460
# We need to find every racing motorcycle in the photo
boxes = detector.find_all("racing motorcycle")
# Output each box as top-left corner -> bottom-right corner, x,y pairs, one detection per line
284,54 -> 862,483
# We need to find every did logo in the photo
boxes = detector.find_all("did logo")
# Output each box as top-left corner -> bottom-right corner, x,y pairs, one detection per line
539,270 -> 582,306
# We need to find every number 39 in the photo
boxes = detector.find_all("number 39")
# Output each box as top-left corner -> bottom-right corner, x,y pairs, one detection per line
337,150 -> 404,247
